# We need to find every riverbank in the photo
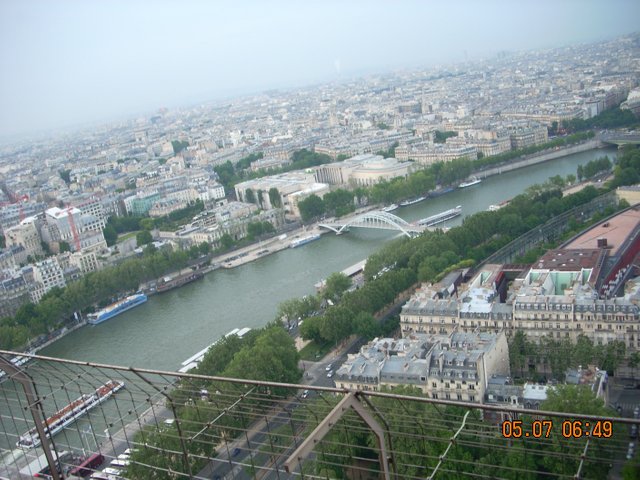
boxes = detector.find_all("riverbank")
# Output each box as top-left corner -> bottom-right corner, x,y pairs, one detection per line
475,139 -> 601,179
213,225 -> 327,269
24,145 -> 615,364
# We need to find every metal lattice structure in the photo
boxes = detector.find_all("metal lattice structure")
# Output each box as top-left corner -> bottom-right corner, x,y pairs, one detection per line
1,350 -> 639,480
319,211 -> 425,238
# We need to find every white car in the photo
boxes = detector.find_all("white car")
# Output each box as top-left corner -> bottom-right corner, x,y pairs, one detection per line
325,364 -> 332,371
327,370 -> 334,378
627,441 -> 636,460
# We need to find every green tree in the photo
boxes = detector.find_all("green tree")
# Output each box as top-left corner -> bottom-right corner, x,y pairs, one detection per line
59,241 -> 71,253
59,169 -> 72,185
322,272 -> 352,302
509,330 -> 533,378
103,225 -> 118,247
299,315 -> 324,343
597,340 -> 626,374
298,194 -> 325,222
223,326 -> 301,386
268,187 -> 282,208
319,306 -> 353,344
219,233 -> 235,250
352,312 -> 378,339
139,218 -> 155,231
244,188 -> 256,204
539,385 -> 616,478
136,230 -> 153,247
171,139 -> 189,154
235,152 -> 263,170
434,130 -> 458,143
246,221 -> 275,240
196,334 -> 247,376
198,242 -> 211,256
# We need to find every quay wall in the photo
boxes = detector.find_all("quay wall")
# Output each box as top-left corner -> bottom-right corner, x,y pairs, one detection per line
477,140 -> 602,179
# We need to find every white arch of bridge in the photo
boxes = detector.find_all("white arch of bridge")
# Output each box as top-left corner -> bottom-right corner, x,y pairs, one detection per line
319,210 -> 420,238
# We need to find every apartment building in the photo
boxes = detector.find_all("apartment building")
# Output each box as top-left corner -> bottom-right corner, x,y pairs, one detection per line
401,207 -> 640,351
4,219 -> 44,260
394,143 -> 477,165
43,207 -> 107,252
0,270 -> 31,318
334,331 -> 510,403
31,257 -> 66,303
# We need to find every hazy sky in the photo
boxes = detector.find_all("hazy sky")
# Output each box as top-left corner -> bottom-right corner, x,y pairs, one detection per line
1,0 -> 639,138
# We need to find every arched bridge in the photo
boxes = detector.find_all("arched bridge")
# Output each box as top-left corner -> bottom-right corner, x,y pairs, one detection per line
319,210 -> 426,238
600,132 -> 640,146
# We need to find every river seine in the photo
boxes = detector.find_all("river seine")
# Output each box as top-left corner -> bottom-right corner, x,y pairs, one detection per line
41,147 -> 618,370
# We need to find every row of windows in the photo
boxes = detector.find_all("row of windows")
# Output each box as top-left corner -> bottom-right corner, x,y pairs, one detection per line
518,322 -> 639,331
432,382 -> 476,390
432,393 -> 476,402
406,309 -> 637,321
516,303 -> 571,311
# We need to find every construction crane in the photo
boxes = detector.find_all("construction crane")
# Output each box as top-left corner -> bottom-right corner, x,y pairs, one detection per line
65,205 -> 81,252
0,179 -> 30,223
18,194 -> 29,222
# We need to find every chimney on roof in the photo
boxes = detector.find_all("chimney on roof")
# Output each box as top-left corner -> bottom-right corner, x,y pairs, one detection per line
597,238 -> 608,248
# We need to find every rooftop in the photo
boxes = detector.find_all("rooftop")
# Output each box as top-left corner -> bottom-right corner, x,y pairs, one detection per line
563,206 -> 640,256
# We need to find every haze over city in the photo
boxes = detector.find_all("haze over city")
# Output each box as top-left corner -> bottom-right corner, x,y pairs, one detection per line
1,0 -> 639,138
2,0 -> 640,477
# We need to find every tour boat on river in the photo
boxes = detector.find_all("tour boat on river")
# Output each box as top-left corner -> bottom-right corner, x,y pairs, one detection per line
417,206 -> 462,227
17,380 -> 125,449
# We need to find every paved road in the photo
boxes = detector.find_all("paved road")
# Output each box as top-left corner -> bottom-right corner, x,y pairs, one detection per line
197,338 -> 362,480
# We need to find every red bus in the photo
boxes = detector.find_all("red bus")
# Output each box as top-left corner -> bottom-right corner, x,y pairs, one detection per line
69,453 -> 105,477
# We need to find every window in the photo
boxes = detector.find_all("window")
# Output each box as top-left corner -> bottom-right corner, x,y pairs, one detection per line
469,384 -> 475,390
469,395 -> 475,402
445,393 -> 451,400
432,382 -> 437,388
457,394 -> 462,401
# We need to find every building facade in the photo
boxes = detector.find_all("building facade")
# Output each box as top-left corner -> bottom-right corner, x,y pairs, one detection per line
334,331 -> 510,403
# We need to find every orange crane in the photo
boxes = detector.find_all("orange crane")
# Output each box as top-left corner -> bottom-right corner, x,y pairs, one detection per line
18,194 -> 28,222
65,205 -> 81,251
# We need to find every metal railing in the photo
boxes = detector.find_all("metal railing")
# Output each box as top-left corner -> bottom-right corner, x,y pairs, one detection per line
1,350 -> 638,479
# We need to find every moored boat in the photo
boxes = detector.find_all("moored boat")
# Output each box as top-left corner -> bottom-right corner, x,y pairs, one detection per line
459,176 -> 481,188
430,186 -> 455,198
87,294 -> 147,325
290,234 -> 321,248
382,204 -> 399,212
17,380 -> 125,449
417,206 -> 462,227
156,272 -> 204,294
399,196 -> 427,207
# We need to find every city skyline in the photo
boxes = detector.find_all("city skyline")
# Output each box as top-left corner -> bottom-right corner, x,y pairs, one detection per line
1,0 -> 639,139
